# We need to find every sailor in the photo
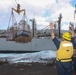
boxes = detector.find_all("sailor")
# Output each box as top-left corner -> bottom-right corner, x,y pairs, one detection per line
50,22 -> 74,75
73,36 -> 76,75
69,23 -> 76,75
12,4 -> 25,14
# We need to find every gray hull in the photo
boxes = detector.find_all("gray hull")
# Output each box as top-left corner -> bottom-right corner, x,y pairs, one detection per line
0,38 -> 57,53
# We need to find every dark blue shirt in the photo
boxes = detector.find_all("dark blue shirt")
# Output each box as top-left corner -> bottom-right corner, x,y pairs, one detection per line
71,37 -> 76,56
52,37 -> 75,50
71,37 -> 76,49
52,37 -> 60,50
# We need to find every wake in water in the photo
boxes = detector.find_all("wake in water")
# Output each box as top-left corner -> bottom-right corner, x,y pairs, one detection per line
0,50 -> 56,64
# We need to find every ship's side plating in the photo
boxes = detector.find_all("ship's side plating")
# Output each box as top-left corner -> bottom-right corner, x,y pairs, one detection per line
0,38 -> 56,53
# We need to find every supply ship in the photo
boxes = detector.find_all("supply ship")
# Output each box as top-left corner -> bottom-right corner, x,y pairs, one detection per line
0,4 -> 76,53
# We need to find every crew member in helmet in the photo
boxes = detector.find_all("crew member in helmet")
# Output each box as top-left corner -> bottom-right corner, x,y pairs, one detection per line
12,4 -> 25,14
69,23 -> 76,75
73,36 -> 76,75
50,22 -> 74,75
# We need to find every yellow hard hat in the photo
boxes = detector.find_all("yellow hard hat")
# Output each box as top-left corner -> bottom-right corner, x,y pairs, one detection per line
62,32 -> 71,41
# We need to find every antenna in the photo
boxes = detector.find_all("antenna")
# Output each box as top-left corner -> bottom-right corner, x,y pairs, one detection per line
74,4 -> 76,20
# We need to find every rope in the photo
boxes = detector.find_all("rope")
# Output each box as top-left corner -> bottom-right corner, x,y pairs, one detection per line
12,11 -> 17,26
8,10 -> 13,28
22,11 -> 25,20
8,10 -> 17,29
25,13 -> 29,24
12,0 -> 29,28
11,11 -> 14,26
13,0 -> 28,23
42,25 -> 50,30
14,0 -> 18,5
12,0 -> 17,7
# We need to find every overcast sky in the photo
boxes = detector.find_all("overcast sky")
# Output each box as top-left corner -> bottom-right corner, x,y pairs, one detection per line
0,0 -> 76,30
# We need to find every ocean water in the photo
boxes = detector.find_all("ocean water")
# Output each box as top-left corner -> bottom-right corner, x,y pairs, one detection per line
0,50 -> 56,64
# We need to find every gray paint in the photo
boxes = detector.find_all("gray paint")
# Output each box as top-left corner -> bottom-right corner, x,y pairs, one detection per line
0,38 -> 57,51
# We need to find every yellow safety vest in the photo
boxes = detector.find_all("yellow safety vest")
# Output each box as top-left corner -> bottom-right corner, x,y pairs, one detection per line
56,41 -> 74,62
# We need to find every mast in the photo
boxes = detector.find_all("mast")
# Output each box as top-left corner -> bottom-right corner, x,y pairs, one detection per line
74,4 -> 76,20
58,13 -> 62,38
74,4 -> 76,33
30,18 -> 36,38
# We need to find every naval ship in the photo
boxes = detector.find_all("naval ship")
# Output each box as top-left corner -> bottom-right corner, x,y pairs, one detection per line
0,18 -> 58,53
0,5 -> 59,53
0,17 -> 76,53
0,14 -> 60,53
1,4 -> 76,53
0,16 -> 70,53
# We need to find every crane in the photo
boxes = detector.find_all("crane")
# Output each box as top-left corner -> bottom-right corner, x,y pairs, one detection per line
6,4 -> 31,43
12,4 -> 25,15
